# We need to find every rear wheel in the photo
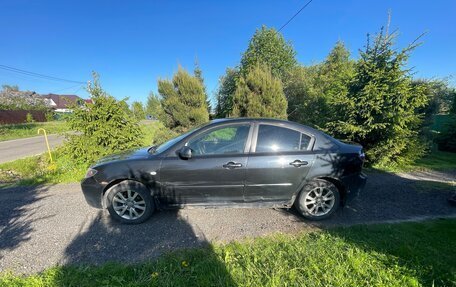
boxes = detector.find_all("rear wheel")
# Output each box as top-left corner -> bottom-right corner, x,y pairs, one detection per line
295,179 -> 340,220
106,180 -> 154,224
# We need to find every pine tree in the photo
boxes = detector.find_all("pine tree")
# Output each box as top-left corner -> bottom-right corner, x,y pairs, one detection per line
131,101 -> 145,121
326,28 -> 428,166
240,25 -> 297,82
232,64 -> 287,119
215,68 -> 238,118
65,73 -> 143,164
194,60 -> 211,114
145,92 -> 162,120
285,41 -> 354,128
158,66 -> 209,132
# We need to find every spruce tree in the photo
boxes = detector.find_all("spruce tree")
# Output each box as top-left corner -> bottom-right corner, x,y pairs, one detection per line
131,101 -> 145,121
215,68 -> 238,118
158,66 -> 209,132
145,92 -> 162,120
232,64 -> 287,119
240,26 -> 297,82
285,41 -> 354,128
326,28 -> 428,166
65,73 -> 143,164
194,60 -> 211,114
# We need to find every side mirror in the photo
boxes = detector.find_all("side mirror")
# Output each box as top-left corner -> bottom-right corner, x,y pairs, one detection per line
178,146 -> 192,159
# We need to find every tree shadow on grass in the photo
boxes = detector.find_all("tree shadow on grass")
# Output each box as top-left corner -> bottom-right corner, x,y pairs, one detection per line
54,209 -> 237,286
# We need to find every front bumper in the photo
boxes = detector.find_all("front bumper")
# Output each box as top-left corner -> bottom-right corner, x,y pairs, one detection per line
81,176 -> 104,209
340,172 -> 367,204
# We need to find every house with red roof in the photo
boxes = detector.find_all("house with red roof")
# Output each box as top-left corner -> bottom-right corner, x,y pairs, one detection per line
41,94 -> 85,112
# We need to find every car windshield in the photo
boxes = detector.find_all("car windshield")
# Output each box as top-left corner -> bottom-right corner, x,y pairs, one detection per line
149,125 -> 202,154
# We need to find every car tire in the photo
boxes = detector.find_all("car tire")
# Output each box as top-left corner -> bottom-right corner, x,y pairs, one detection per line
106,180 -> 154,224
295,179 -> 340,220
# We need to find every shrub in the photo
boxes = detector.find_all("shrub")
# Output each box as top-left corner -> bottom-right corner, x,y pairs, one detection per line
158,66 -> 209,132
232,63 -> 287,119
25,113 -> 34,123
45,111 -> 54,122
326,28 -> 428,166
63,73 -> 143,165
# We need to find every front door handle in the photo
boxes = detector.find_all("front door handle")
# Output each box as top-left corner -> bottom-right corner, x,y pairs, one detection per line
223,161 -> 243,169
289,160 -> 308,167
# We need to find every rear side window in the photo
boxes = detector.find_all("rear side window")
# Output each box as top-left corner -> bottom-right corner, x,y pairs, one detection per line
255,125 -> 311,153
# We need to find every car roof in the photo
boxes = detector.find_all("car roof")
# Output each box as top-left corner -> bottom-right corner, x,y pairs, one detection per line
209,118 -> 311,132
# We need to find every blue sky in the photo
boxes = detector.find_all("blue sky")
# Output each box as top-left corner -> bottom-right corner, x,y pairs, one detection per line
1,0 -> 455,106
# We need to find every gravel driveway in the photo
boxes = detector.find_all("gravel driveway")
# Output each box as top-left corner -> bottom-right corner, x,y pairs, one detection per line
0,170 -> 455,274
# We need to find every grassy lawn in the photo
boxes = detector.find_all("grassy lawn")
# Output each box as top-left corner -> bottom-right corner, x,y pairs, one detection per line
374,150 -> 456,173
0,121 -> 69,141
0,121 -> 161,186
1,219 -> 454,286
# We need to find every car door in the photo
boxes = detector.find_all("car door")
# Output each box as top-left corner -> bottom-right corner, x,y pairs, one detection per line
244,123 -> 315,203
159,123 -> 253,205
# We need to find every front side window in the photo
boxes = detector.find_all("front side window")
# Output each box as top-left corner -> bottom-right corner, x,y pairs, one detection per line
255,125 -> 311,153
187,124 -> 250,155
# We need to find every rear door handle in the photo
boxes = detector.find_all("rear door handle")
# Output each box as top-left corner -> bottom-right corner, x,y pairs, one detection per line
223,161 -> 243,169
289,160 -> 308,167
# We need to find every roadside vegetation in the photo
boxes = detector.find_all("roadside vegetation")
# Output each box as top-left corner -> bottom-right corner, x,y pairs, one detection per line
0,121 -> 162,186
0,121 -> 69,141
1,219 -> 454,286
374,150 -> 456,173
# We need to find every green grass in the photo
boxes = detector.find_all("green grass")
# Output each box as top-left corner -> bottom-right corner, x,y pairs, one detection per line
1,219 -> 454,286
0,121 -> 69,141
374,150 -> 456,173
0,149 -> 87,186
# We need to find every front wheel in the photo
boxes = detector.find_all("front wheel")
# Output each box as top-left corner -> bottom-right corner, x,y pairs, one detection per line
106,180 -> 154,224
295,179 -> 340,220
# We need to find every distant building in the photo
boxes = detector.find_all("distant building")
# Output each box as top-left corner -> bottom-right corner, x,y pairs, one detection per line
41,94 -> 85,113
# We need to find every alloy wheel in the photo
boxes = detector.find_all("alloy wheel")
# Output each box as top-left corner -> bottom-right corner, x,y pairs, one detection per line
303,186 -> 336,216
112,190 -> 146,220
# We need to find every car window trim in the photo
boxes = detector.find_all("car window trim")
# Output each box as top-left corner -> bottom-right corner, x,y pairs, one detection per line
251,121 -> 315,154
168,122 -> 254,158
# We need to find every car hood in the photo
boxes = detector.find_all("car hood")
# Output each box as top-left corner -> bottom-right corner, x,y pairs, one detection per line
94,147 -> 153,165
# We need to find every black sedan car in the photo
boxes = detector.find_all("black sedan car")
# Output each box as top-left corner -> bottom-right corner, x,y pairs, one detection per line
81,118 -> 367,224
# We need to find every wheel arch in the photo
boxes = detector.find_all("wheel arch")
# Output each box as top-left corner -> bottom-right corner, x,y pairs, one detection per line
315,176 -> 348,206
102,178 -> 154,209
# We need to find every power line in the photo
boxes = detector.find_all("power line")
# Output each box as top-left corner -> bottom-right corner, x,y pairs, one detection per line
278,0 -> 314,32
0,64 -> 86,84
51,83 -> 84,94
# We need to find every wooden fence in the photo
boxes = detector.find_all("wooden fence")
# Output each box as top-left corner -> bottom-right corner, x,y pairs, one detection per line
0,110 -> 47,124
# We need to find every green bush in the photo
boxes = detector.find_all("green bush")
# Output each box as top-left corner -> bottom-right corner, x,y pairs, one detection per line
45,111 -> 54,122
64,73 -> 143,165
158,66 -> 209,132
151,122 -> 179,146
232,63 -> 287,119
326,28 -> 428,166
25,113 -> 34,123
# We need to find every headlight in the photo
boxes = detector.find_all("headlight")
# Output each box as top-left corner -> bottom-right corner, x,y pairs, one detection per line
85,168 -> 98,178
